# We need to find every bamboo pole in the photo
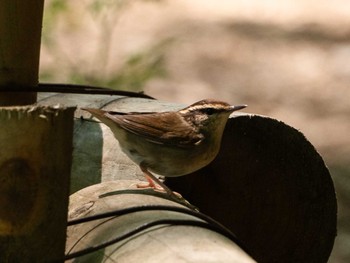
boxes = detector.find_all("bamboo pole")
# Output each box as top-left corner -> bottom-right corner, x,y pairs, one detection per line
0,0 -> 45,105
0,105 -> 75,262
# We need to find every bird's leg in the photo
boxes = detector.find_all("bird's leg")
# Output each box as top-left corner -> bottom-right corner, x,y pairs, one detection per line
137,171 -> 163,191
138,164 -> 180,198
138,164 -> 198,211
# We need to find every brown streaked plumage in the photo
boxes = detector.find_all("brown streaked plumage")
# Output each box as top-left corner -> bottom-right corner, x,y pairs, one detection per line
82,99 -> 246,198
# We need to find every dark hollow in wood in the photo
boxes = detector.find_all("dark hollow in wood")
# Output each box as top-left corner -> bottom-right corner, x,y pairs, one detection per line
166,115 -> 337,263
0,106 -> 75,262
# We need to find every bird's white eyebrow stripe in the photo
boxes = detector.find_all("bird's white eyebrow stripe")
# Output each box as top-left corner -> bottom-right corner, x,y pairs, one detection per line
181,104 -> 229,112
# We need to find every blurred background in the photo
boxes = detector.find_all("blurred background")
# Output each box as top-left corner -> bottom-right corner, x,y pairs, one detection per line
40,0 -> 350,262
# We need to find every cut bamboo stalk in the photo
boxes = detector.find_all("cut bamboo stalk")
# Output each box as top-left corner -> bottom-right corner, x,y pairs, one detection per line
0,105 -> 75,262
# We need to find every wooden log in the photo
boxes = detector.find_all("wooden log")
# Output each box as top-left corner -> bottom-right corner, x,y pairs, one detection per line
0,0 -> 45,105
66,180 -> 255,263
0,105 -> 75,262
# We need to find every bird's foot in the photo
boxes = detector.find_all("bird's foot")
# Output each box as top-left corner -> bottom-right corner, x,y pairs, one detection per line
136,179 -> 182,198
136,181 -> 164,192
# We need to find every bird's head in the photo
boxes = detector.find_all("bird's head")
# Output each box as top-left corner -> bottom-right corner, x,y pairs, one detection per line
179,99 -> 247,136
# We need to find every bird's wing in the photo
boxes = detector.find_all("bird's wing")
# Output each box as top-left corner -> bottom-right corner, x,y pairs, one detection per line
105,111 -> 204,147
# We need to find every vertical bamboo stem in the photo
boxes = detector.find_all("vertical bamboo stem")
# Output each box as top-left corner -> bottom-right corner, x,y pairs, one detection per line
0,0 -> 45,105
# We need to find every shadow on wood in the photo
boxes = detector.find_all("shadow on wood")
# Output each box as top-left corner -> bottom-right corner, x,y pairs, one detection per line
166,115 -> 337,263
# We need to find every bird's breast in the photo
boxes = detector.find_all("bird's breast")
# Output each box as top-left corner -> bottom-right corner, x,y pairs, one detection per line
110,126 -> 220,177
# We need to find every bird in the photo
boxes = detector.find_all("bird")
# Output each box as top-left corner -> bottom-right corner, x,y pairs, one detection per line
82,99 -> 246,199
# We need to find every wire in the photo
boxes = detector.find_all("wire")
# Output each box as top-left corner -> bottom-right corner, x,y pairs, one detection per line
66,217 -> 116,256
1,83 -> 155,99
65,219 -> 222,260
100,189 -> 199,211
65,205 -> 250,260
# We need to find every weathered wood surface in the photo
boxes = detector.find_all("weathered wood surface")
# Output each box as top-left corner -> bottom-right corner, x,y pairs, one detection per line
0,105 -> 75,262
37,93 -> 337,263
66,180 -> 256,263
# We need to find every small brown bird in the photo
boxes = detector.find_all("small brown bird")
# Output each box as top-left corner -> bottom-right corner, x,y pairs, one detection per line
82,99 -> 246,197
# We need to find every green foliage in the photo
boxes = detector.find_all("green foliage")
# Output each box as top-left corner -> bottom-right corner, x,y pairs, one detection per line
42,0 -> 68,46
103,39 -> 170,91
65,39 -> 170,92
87,0 -> 127,15
40,0 -> 168,92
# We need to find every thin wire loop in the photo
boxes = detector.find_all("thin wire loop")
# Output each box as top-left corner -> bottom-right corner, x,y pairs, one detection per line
65,205 -> 249,260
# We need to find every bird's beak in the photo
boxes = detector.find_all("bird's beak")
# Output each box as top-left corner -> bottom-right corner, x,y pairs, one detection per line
230,104 -> 247,112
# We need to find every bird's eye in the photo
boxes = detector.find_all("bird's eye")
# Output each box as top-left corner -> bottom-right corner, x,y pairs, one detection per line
203,108 -> 215,115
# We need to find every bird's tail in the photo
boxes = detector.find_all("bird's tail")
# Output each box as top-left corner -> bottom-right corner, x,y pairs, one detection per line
81,108 -> 109,123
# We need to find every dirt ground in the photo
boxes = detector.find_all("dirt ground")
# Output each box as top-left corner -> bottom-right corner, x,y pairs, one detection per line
40,1 -> 350,262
